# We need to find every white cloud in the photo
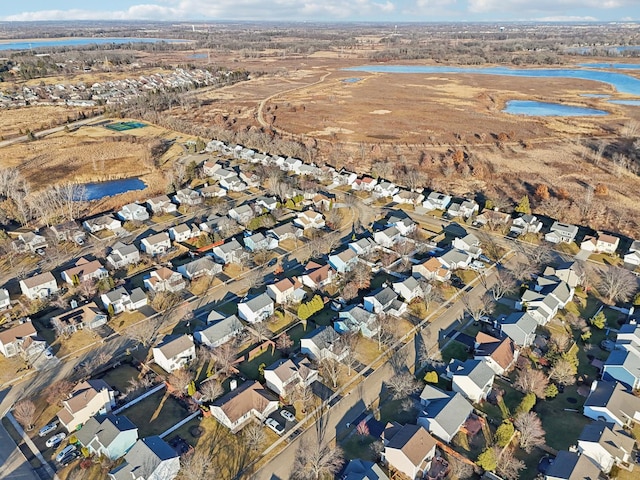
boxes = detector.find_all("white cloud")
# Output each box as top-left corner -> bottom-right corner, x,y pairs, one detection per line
468,0 -> 634,13
535,15 -> 598,21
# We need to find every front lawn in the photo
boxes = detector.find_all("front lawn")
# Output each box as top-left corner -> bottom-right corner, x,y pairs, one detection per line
341,434 -> 378,461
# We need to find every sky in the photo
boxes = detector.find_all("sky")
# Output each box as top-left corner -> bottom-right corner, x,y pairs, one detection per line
1,0 -> 639,23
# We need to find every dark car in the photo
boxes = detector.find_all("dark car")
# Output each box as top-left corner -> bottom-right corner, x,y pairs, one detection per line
268,257 -> 278,267
58,450 -> 80,466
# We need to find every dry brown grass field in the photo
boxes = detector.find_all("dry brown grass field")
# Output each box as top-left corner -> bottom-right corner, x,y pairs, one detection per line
0,106 -> 78,139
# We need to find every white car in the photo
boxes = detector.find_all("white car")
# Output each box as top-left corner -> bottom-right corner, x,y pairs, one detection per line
55,444 -> 76,462
38,422 -> 58,437
265,418 -> 284,435
46,432 -> 66,448
280,410 -> 296,423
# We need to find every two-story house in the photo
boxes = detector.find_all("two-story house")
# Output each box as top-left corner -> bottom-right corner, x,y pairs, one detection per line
20,272 -> 59,300
140,232 -> 171,257
448,359 -> 495,404
61,257 -> 108,285
58,379 -> 116,432
106,242 -> 140,269
577,421 -> 635,474
117,203 -> 149,222
152,335 -> 196,374
237,293 -> 274,324
76,414 -> 138,460
108,436 -> 180,480
146,195 -> 177,215
264,357 -> 318,398
144,267 -> 186,293
382,423 -> 438,480
101,287 -> 147,314
194,314 -> 244,349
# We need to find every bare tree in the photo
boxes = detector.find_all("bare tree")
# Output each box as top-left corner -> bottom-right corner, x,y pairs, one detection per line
462,293 -> 490,323
178,450 -> 216,479
45,379 -> 74,406
490,270 -> 517,301
319,357 -> 342,389
549,330 -> 572,353
122,320 -> 157,347
372,313 -> 396,351
199,379 -> 223,402
339,333 -> 361,376
13,399 -> 36,430
290,438 -> 344,480
243,421 -> 267,452
292,383 -> 316,413
514,367 -> 549,399
448,456 -> 475,479
549,358 -> 577,386
276,332 -> 294,355
168,368 -> 193,396
385,372 -> 420,400
250,321 -> 273,344
514,411 -> 546,453
77,278 -> 98,300
495,447 -> 525,480
598,266 -> 637,305
212,342 -> 238,379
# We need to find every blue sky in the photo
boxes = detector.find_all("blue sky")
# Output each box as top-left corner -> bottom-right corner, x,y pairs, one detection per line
2,1 -> 639,22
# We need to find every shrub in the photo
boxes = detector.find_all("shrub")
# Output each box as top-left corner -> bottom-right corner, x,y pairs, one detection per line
424,371 -> 438,383
590,311 -> 606,329
495,420 -> 515,447
516,393 -> 536,414
544,384 -> 559,399
477,447 -> 497,472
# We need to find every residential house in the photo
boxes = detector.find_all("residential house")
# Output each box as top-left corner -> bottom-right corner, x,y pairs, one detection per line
518,290 -> 561,326
448,359 -> 495,403
83,215 -> 122,233
342,460 -> 389,480
0,319 -> 40,358
52,302 -> 109,335
542,261 -> 585,289
374,226 -> 402,248
177,257 -> 222,280
101,287 -> 147,315
452,233 -> 482,258
349,237 -> 377,256
211,239 -> 244,264
244,232 -> 278,252
140,232 -> 171,256
264,357 -> 318,398
255,196 -> 278,211
393,190 -> 424,206
301,261 -> 335,290
267,223 -> 303,242
61,257 -> 108,285
413,257 -> 451,282
267,278 -> 296,304
282,157 -> 303,172
623,240 -> 640,266
144,267 -> 186,293
301,326 -> 349,362
364,287 -> 399,314
172,188 -> 202,206
108,436 -> 180,480
106,242 -> 140,269
616,321 -> 640,349
510,214 -> 543,236
447,200 -> 479,219
602,347 -> 640,390
382,423 -> 437,480
20,272 -> 59,300
293,210 -> 325,230
194,315 -> 244,349
76,414 -> 138,460
11,232 -> 48,253
580,233 -> 620,254
219,174 -> 247,192
50,221 -> 85,244
545,222 -> 579,244
500,312 -> 538,347
436,249 -> 473,271
211,167 -> 240,183
202,160 -> 222,177
198,183 -> 226,198
387,214 -> 417,236
577,421 -> 635,474
392,277 -> 424,302
152,335 -> 196,373
228,204 -> 255,225
238,293 -> 274,324
336,305 -> 378,337
352,176 -> 377,192
210,381 -> 279,432
329,248 -> 358,274
168,223 -> 200,242
58,379 -> 116,432
583,380 -> 640,427
473,333 -> 518,376
146,195 -> 177,214
475,210 -> 511,229
374,181 -> 399,198
418,385 -> 473,443
117,203 -> 149,222
0,289 -> 10,310
544,450 -> 602,480
423,192 -> 452,211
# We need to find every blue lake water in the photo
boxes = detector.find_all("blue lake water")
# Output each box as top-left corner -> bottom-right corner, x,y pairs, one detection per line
80,178 -> 147,201
503,100 -> 608,116
343,65 -> 640,96
580,63 -> 640,70
609,100 -> 640,106
0,37 -> 187,51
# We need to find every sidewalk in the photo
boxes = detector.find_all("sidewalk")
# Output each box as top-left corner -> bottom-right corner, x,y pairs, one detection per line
0,421 -> 40,480
5,412 -> 58,480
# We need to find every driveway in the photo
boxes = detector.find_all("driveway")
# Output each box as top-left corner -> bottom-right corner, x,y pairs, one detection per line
0,423 -> 39,480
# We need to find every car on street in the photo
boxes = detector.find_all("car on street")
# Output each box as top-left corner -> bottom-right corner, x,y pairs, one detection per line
265,418 -> 284,435
55,445 -> 76,462
38,422 -> 58,437
46,432 -> 66,448
268,257 -> 278,267
280,410 -> 296,422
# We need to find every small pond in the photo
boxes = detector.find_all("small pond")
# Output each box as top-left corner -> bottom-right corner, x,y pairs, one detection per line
503,100 -> 608,117
80,178 -> 147,201
609,99 -> 640,106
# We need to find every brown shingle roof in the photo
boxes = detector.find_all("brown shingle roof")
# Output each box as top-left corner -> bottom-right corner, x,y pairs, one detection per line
21,271 -> 56,289
214,381 -> 275,423
386,424 -> 437,468
64,379 -> 112,414
475,332 -> 516,370
0,320 -> 37,345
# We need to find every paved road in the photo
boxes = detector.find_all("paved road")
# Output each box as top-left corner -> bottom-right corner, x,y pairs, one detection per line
0,422 -> 40,480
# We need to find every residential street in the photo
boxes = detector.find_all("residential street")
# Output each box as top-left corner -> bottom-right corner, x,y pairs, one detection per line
0,422 -> 40,480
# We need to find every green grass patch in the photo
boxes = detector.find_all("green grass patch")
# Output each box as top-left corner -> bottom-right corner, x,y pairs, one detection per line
120,389 -> 190,438
237,347 -> 282,381
97,364 -> 140,394
536,384 -> 590,451
378,399 -> 417,425
440,341 -> 469,363
341,435 -> 377,461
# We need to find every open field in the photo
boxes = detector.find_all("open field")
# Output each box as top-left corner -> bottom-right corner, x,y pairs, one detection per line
0,106 -> 82,139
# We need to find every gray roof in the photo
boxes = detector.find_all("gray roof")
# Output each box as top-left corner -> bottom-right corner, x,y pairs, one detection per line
76,414 -> 136,449
197,315 -> 243,345
343,459 -> 389,480
304,326 -> 340,350
154,334 -> 194,360
421,390 -> 473,438
578,421 -> 636,460
104,287 -> 130,303
0,289 -> 10,303
438,248 -> 470,266
395,276 -> 420,292
240,293 -> 273,313
180,257 -> 220,277
129,288 -> 146,304
550,221 -> 579,236
451,359 -> 495,389
501,312 -> 538,345
545,451 -> 601,480
109,436 -> 177,480
369,287 -> 398,306
111,242 -> 138,256
585,380 -> 640,420
218,238 -> 242,254
142,231 -> 170,246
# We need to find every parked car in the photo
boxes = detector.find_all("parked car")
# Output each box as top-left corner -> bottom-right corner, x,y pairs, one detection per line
280,410 -> 296,423
44,348 -> 54,359
265,418 -> 284,435
46,432 -> 66,448
58,450 -> 81,466
55,445 -> 76,462
38,422 -> 58,437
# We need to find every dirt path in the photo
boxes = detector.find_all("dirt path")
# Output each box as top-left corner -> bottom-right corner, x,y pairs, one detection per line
256,70 -> 333,129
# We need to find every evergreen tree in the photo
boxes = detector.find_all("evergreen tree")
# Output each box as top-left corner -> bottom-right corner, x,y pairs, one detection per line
515,195 -> 531,214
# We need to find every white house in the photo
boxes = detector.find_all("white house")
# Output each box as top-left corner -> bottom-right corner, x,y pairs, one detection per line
198,184 -> 226,198
393,190 -> 424,206
423,192 -> 452,211
75,414 -> 138,461
510,214 -> 543,236
173,188 -> 202,206
168,223 -> 200,242
293,210 -> 325,230
583,380 -> 640,428
418,385 -> 473,443
107,242 -> 140,269
117,203 -> 149,222
448,359 -> 495,403
228,204 -> 255,225
374,181 -> 399,198
392,277 -> 424,303
238,293 -> 274,323
140,232 -> 171,256
210,381 -> 279,432
0,289 -> 10,310
20,272 -> 59,300
580,233 -> 620,254
545,221 -> 579,244
452,233 -> 482,258
83,215 -> 122,233
577,421 -> 636,474
500,312 -> 538,347
301,326 -> 348,362
382,423 -> 438,480
301,262 -> 335,290
51,302 -> 109,335
177,257 -> 222,280
349,237 -> 377,256
374,226 -> 402,248
352,176 -> 377,192
146,195 -> 177,214
12,232 -> 48,253
447,200 -> 478,219
437,249 -> 472,270
364,287 -> 399,314
264,357 -> 318,398
61,257 -> 108,285
266,278 -> 296,304
101,287 -> 147,314
328,248 -> 359,274
413,257 -> 451,282
152,335 -> 196,374
211,239 -> 245,264
0,320 -> 39,358
58,379 -> 116,432
144,267 -> 186,293
194,315 -> 244,349
473,333 -> 518,376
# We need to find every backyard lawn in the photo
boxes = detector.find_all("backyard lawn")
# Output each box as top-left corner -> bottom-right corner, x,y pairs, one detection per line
97,363 -> 140,394
237,346 -> 283,381
120,388 -> 190,438
535,384 -> 591,451
341,434 -> 378,462
440,340 -> 469,363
